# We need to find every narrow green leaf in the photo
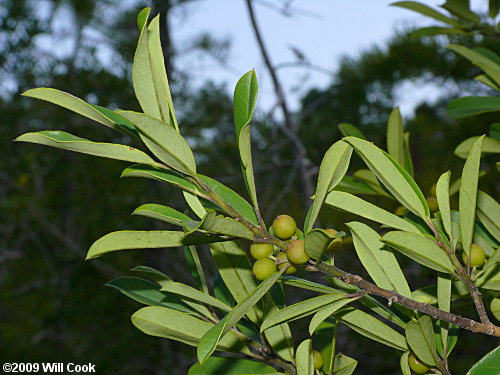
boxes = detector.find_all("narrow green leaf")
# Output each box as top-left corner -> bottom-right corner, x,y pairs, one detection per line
441,0 -> 480,23
263,297 -> 294,362
233,70 -> 259,210
119,111 -> 196,175
309,299 -> 355,335
132,204 -> 193,227
391,1 -> 463,27
136,7 -> 150,31
460,136 -> 484,257
477,264 -> 500,291
476,191 -> 500,243
106,277 -> 194,314
188,357 -> 281,375
296,339 -> 314,375
307,140 -> 352,232
400,352 -> 411,375
184,191 -> 207,219
194,211 -> 254,240
448,45 -> 500,87
484,249 -> 500,272
209,241 -> 261,323
197,269 -> 285,363
325,191 -> 420,233
348,222 -> 412,297
332,353 -> 358,375
436,172 -> 453,239
338,123 -> 366,139
437,273 -> 452,351
344,137 -> 429,218
333,176 -> 380,196
15,131 -> 156,165
382,231 -> 455,273
86,230 -> 226,259
353,169 -> 393,198
131,265 -> 170,287
90,105 -> 138,136
261,293 -> 346,332
122,164 -> 198,193
466,346 -> 500,375
489,0 -> 500,18
184,246 -> 210,294
161,281 -> 231,312
387,107 -> 405,167
335,307 -> 408,350
448,96 -> 500,118
403,132 -> 414,177
405,316 -> 437,366
131,306 -> 248,353
305,228 -> 345,259
455,136 -> 500,159
281,276 -> 346,294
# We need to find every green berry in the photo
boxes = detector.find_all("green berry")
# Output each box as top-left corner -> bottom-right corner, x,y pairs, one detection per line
250,243 -> 274,260
394,206 -> 408,216
286,239 -> 310,265
430,183 -> 437,197
276,252 -> 297,274
325,228 -> 342,253
462,244 -> 486,267
426,196 -> 438,212
272,214 -> 297,240
408,353 -> 430,374
313,350 -> 323,370
252,258 -> 276,281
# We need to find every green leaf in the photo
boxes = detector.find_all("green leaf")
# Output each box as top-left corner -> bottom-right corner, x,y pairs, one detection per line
332,353 -> 358,375
184,246 -> 210,294
382,231 -> 455,273
344,137 -> 429,218
409,26 -> 467,38
490,123 -> 500,141
391,1 -> 463,27
467,346 -> 500,375
477,264 -> 500,291
209,241 -> 261,323
476,191 -> 500,243
131,306 -> 248,353
347,222 -> 412,297
296,339 -> 314,375
436,172 -> 453,239
335,307 -> 408,350
307,140 -> 352,232
132,204 -> 193,227
387,107 -> 405,167
281,276 -> 346,294
194,211 -> 254,240
441,0 -> 480,23
261,293 -> 347,332
352,169 -> 393,198
455,136 -> 500,159
119,111 -> 196,175
403,132 -> 414,177
106,277 -> 195,314
448,96 -> 500,118
309,299 -> 355,335
333,176 -> 381,196
405,316 -> 437,366
484,249 -> 500,272
447,45 -> 500,87
305,228 -> 345,260
188,357 -> 281,375
489,0 -> 500,18
136,7 -> 150,31
325,191 -> 420,233
262,299 -> 294,362
233,70 -> 259,210
460,136 -> 484,257
338,123 -> 366,139
200,175 -> 259,226
86,230 -> 227,259
437,273 -> 452,351
160,281 -> 231,312
122,164 -> 198,193
131,265 -> 171,287
15,131 -> 156,165
400,352 -> 411,375
197,269 -> 285,363
90,105 -> 138,136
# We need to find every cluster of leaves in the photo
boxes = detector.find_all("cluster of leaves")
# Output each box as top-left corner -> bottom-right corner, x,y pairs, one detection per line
16,4 -> 499,375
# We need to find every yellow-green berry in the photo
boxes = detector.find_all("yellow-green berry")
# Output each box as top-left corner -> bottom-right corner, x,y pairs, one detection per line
313,350 -> 323,370
276,252 -> 297,274
253,258 -> 276,281
394,206 -> 408,216
430,183 -> 437,197
325,228 -> 342,253
462,244 -> 486,267
408,353 -> 430,374
426,197 -> 438,212
286,239 -> 310,265
272,214 -> 297,240
250,242 -> 274,260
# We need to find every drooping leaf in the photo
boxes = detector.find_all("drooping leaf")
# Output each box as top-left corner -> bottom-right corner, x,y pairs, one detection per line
309,299 -> 355,335
338,123 -> 366,139
344,137 -> 429,218
459,136 -> 484,257
15,131 -> 156,165
197,269 -> 285,363
106,277 -> 195,314
436,171 -> 453,239
209,241 -> 261,323
405,316 -> 437,366
325,191 -> 420,233
86,231 -> 227,259
296,339 -> 314,375
391,1 -> 463,27
119,111 -> 196,175
307,140 -> 352,232
233,70 -> 259,210
382,231 -> 455,273
348,222 -> 411,297
466,346 -> 500,375
188,357 -> 281,375
261,293 -> 347,332
476,191 -> 500,243
131,306 -> 248,353
387,107 -> 405,167
448,96 -> 500,118
335,307 -> 408,350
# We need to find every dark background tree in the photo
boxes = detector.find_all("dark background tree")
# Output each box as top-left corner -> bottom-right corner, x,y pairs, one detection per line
1,0 -> 498,373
